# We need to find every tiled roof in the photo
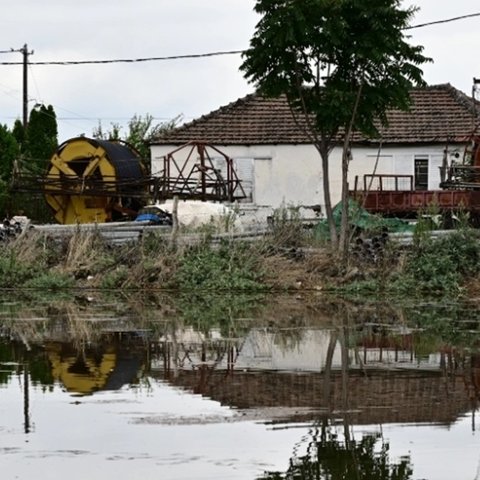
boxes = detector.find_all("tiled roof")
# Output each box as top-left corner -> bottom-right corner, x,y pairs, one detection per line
152,84 -> 479,146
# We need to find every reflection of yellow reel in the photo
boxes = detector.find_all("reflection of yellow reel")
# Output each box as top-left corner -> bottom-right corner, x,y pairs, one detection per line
47,343 -> 116,395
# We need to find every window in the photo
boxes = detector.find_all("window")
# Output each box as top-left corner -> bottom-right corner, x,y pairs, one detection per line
414,156 -> 429,190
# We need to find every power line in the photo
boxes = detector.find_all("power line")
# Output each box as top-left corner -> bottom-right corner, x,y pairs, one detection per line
0,49 -> 245,66
0,48 -> 24,54
0,11 -> 478,67
407,12 -> 480,30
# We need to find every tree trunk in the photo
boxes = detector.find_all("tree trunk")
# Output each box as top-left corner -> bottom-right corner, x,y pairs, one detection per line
339,146 -> 350,260
339,85 -> 363,261
316,142 -> 338,247
323,330 -> 338,411
339,324 -> 351,447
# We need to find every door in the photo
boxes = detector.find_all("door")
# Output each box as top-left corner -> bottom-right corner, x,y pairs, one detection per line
414,156 -> 429,190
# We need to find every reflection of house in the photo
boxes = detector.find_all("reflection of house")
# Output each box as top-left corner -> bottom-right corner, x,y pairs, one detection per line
151,328 -> 474,426
155,328 -> 443,372
150,84 -> 476,219
157,368 -> 469,426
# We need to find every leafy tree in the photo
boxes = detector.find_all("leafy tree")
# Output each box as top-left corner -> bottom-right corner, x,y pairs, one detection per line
12,119 -> 26,152
25,104 -> 58,173
241,0 -> 430,252
93,114 -> 182,172
0,124 -> 19,182
0,125 -> 19,215
92,121 -> 122,142
8,105 -> 58,222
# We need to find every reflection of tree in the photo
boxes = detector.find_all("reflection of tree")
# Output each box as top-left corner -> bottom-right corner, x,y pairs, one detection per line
258,310 -> 412,480
258,429 -> 412,480
0,341 -> 53,386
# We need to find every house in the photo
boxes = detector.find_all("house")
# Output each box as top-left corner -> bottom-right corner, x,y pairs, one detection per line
150,84 -> 478,222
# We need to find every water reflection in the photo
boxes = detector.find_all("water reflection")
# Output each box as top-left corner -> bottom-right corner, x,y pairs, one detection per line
258,430 -> 412,480
2,338 -> 145,393
1,295 -> 480,479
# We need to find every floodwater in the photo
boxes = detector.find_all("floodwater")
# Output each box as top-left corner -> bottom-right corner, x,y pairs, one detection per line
2,294 -> 480,479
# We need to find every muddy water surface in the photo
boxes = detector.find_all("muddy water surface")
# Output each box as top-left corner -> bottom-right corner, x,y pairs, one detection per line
1,295 -> 480,479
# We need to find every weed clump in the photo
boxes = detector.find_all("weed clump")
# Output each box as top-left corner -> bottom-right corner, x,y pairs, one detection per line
174,240 -> 266,291
397,229 -> 480,295
341,226 -> 480,298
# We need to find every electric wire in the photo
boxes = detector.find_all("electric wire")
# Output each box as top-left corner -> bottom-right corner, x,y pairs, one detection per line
406,11 -> 480,30
0,49 -> 245,66
1,10 -> 479,137
0,11 -> 479,66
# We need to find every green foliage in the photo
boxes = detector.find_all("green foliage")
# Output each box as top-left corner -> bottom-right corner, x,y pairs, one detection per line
127,114 -> 182,169
27,348 -> 55,386
0,253 -> 40,287
397,230 -> 480,295
0,341 -> 54,386
0,124 -> 20,216
241,0 -> 430,139
25,104 -> 58,173
241,0 -> 430,247
92,113 -> 182,172
0,235 -> 62,289
0,124 -> 19,182
174,240 -> 266,291
100,265 -> 130,289
23,272 -> 74,290
92,121 -> 121,141
269,203 -> 306,247
336,226 -> 480,299
17,104 -> 59,221
175,292 -> 265,336
403,302 -> 480,348
259,430 -> 412,480
12,119 -> 26,152
411,203 -> 445,246
0,178 -> 11,219
0,341 -> 15,384
333,278 -> 384,296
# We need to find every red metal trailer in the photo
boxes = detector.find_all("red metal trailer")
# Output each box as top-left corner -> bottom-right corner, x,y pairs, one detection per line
350,137 -> 480,223
351,174 -> 480,217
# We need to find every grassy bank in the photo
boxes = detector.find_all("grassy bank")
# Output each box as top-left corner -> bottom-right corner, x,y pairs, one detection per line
2,218 -> 480,301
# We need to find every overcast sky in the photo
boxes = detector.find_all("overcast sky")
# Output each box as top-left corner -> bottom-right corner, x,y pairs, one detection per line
1,0 -> 479,142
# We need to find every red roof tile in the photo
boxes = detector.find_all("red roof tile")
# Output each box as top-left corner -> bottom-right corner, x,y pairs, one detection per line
152,84 -> 479,146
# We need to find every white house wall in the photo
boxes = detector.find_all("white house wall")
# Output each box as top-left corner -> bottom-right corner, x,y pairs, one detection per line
151,143 -> 454,218
348,145 -> 447,192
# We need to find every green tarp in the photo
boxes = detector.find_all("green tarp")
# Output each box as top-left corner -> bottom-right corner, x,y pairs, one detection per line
314,200 -> 414,238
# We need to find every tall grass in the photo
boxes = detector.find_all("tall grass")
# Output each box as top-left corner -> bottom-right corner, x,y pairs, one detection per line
3,214 -> 479,299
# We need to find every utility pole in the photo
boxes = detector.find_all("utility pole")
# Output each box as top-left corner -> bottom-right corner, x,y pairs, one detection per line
0,45 -> 33,127
20,44 -> 33,128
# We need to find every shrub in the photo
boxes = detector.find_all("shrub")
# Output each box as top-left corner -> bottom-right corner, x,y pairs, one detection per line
394,229 -> 480,296
100,265 -> 130,289
23,272 -> 74,290
0,254 -> 40,287
174,240 -> 266,291
268,204 -> 306,248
